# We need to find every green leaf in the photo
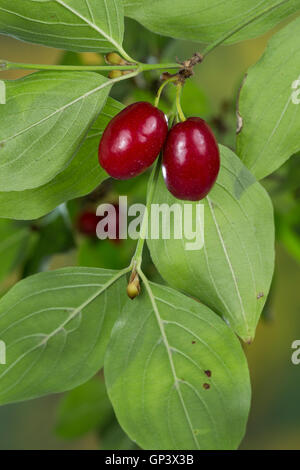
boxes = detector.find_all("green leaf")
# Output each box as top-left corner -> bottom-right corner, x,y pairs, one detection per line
0,267 -> 127,405
0,71 -> 111,192
0,220 -> 32,282
147,146 -> 275,342
123,0 -> 300,45
0,0 -> 127,56
55,376 -> 114,439
237,16 -> 300,180
0,97 -> 123,220
105,281 -> 251,450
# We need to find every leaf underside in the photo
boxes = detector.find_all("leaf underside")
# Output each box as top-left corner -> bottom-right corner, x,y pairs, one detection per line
0,267 -> 126,405
147,146 -> 275,342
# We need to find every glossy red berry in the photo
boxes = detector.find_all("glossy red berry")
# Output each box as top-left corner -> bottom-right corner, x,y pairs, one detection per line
78,211 -> 99,237
98,102 -> 168,180
162,117 -> 220,201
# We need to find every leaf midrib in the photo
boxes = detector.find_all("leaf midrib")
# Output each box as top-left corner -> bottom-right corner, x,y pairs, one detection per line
55,0 -> 122,52
140,274 -> 200,449
206,196 -> 249,333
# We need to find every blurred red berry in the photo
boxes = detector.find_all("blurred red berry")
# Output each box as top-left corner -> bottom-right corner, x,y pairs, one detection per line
78,211 -> 99,237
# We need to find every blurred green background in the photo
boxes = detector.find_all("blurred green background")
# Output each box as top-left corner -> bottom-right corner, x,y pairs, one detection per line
0,16 -> 299,450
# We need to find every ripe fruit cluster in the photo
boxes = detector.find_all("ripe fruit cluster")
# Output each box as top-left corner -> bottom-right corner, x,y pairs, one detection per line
98,101 -> 220,201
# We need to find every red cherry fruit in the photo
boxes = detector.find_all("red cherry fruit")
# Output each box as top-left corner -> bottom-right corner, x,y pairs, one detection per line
162,117 -> 220,201
98,102 -> 168,179
78,211 -> 99,237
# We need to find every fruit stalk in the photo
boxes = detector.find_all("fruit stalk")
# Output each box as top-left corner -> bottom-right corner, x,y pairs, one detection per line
176,84 -> 186,122
131,155 -> 162,271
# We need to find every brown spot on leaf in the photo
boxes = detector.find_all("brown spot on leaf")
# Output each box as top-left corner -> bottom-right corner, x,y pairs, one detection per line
204,370 -> 211,378
192,340 -> 196,344
203,383 -> 210,390
257,292 -> 264,299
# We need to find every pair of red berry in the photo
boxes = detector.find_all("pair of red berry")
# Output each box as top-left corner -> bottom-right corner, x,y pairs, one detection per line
98,102 -> 220,201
